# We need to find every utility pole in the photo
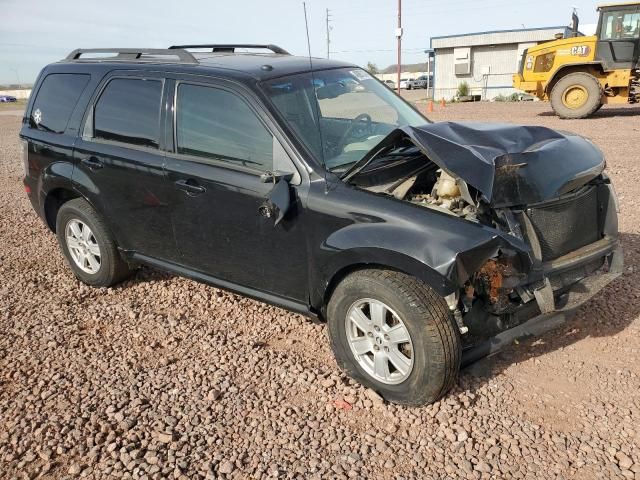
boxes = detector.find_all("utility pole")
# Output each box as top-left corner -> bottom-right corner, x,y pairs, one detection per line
396,0 -> 402,95
326,8 -> 332,59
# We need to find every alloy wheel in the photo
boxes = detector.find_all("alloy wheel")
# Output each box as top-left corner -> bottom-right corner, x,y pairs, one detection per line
345,298 -> 414,385
65,219 -> 101,274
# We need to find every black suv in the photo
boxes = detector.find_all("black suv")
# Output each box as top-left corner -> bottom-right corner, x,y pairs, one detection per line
21,45 -> 623,405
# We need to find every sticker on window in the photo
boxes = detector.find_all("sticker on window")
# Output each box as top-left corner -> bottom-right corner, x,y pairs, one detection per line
33,109 -> 42,125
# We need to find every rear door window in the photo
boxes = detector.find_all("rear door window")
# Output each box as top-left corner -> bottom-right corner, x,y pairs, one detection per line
93,78 -> 162,148
31,73 -> 91,133
175,83 -> 273,171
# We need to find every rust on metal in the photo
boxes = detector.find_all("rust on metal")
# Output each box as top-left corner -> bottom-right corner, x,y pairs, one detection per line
476,259 -> 507,304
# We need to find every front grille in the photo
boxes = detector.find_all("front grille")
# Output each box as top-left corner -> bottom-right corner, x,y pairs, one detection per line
526,186 -> 600,261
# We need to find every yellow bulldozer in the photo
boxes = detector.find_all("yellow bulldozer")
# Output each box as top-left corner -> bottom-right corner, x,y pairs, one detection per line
513,2 -> 639,118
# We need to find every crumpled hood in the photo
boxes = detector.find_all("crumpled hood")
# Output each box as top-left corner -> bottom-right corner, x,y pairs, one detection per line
388,122 -> 605,207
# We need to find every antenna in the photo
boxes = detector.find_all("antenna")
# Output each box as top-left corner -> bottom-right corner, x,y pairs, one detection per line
302,2 -> 329,176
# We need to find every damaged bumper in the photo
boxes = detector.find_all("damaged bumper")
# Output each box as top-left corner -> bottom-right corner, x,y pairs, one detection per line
461,244 -> 623,366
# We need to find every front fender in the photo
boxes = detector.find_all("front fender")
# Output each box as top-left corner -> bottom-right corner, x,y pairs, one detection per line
313,215 -> 531,308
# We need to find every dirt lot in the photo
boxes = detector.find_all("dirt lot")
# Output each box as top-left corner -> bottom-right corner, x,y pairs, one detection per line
1,102 -> 639,480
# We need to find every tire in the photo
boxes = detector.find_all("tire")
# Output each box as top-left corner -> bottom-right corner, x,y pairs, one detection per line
550,72 -> 602,119
327,269 -> 461,406
56,198 -> 133,287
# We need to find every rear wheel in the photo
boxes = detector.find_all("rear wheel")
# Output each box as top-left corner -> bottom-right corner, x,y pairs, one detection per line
550,72 -> 602,119
327,269 -> 461,406
56,198 -> 134,287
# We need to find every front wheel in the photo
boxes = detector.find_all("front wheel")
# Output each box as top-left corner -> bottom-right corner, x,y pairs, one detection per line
327,269 -> 461,406
550,72 -> 602,119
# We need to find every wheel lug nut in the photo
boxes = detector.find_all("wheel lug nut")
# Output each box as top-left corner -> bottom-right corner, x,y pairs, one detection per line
367,332 -> 373,337
374,326 -> 380,332
373,345 -> 380,351
384,346 -> 389,352
384,334 -> 390,340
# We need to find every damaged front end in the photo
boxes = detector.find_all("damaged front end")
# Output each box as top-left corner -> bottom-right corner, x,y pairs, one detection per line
348,122 -> 623,361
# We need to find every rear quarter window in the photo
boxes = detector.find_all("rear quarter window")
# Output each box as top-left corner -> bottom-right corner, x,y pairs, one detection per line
30,73 -> 91,133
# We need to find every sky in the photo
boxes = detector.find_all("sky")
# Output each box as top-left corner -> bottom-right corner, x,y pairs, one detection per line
0,0 -> 604,85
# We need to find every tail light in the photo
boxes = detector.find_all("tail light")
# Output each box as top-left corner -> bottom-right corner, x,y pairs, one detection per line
21,140 -> 28,177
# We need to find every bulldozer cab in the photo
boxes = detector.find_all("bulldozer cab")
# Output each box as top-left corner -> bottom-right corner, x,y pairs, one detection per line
596,2 -> 640,69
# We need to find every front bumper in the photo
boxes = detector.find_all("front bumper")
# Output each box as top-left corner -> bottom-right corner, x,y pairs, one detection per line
461,245 -> 623,366
512,74 -> 544,97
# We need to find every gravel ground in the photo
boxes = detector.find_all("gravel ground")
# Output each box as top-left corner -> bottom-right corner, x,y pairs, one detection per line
1,102 -> 639,480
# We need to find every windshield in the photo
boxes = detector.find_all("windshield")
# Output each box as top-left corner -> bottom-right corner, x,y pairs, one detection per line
262,68 -> 427,172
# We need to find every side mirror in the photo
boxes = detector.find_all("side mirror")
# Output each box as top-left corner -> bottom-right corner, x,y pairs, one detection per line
258,174 -> 293,226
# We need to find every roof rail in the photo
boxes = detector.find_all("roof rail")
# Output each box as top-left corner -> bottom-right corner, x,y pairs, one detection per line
168,44 -> 290,55
65,48 -> 198,64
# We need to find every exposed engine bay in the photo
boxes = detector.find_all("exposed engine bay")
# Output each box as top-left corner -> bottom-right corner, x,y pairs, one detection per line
346,130 -> 621,350
348,141 -> 482,223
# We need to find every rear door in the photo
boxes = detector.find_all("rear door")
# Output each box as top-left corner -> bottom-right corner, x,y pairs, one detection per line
596,5 -> 640,69
72,72 -> 179,261
163,78 -> 309,302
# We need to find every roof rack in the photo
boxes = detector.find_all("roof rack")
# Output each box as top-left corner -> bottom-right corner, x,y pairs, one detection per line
65,48 -> 198,64
168,44 -> 290,55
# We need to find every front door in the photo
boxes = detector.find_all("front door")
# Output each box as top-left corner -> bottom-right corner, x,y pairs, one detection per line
73,74 -> 179,262
596,5 -> 640,69
163,80 -> 309,303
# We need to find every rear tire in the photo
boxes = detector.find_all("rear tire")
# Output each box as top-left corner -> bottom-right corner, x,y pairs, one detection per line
327,269 -> 461,406
550,72 -> 602,119
56,198 -> 134,287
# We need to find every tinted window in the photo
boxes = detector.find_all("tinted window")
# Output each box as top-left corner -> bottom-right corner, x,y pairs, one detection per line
176,84 -> 273,171
31,73 -> 90,133
94,78 -> 162,148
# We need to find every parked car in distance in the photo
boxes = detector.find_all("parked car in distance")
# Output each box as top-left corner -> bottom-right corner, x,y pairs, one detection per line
398,78 -> 409,89
21,45 -> 622,405
406,75 -> 430,90
0,95 -> 17,102
382,79 -> 395,89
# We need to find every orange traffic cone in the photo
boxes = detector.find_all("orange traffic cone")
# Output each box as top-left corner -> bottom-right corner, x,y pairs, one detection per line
427,100 -> 434,113
440,98 -> 446,108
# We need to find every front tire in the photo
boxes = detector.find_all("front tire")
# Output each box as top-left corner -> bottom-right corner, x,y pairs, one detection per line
327,269 -> 461,406
56,198 -> 133,287
550,72 -> 602,119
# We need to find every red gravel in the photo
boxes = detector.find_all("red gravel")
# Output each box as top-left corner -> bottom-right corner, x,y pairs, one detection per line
1,102 -> 639,479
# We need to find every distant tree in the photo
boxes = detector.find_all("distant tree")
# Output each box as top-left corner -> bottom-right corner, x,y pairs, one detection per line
366,62 -> 379,75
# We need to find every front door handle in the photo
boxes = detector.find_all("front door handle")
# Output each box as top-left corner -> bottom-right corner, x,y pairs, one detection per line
174,179 -> 206,195
81,156 -> 104,170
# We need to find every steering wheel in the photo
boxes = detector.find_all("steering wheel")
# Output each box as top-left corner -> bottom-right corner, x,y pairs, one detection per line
337,113 -> 373,152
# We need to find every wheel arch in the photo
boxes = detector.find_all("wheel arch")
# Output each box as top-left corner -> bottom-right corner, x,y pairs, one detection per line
313,249 -> 456,320
545,62 -> 604,94
43,187 -> 81,232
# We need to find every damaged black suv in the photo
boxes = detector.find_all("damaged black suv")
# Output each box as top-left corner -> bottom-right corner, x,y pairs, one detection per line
21,45 -> 622,405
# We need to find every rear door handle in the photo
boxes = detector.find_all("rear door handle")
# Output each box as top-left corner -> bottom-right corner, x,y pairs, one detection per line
81,156 -> 104,170
174,179 -> 206,195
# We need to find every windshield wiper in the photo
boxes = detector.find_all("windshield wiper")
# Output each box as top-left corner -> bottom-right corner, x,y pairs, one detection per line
340,145 -> 389,182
